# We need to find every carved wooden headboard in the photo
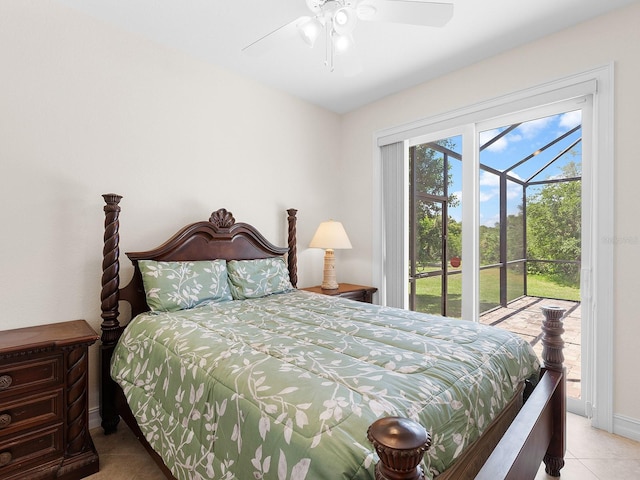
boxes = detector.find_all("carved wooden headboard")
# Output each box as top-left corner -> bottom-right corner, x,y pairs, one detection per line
101,193 -> 298,340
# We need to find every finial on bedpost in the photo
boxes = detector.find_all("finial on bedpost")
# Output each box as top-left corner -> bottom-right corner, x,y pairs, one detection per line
540,305 -> 565,372
368,417 -> 431,480
101,193 -> 123,434
287,209 -> 298,288
540,305 -> 566,477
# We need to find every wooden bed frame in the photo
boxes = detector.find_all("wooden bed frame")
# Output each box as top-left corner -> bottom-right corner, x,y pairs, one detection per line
99,193 -> 566,480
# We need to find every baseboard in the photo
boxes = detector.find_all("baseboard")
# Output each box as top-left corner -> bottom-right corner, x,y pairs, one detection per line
613,413 -> 640,442
89,406 -> 101,431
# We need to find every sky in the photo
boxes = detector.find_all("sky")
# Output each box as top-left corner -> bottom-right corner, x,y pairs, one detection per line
440,109 -> 582,226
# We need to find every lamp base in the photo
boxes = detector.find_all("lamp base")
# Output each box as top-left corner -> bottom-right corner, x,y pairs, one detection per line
321,249 -> 339,290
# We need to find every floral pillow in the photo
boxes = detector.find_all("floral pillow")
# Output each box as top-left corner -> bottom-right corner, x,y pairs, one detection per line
226,257 -> 294,300
139,259 -> 232,312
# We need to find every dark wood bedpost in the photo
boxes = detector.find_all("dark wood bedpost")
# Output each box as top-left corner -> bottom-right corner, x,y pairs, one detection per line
287,208 -> 298,288
368,416 -> 431,480
540,305 -> 566,476
100,193 -> 123,434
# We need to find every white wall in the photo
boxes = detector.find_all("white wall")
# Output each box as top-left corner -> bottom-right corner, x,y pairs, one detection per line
0,0 -> 341,417
341,3 -> 640,427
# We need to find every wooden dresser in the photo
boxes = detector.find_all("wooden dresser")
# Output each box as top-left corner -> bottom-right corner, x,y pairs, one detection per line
0,320 -> 99,480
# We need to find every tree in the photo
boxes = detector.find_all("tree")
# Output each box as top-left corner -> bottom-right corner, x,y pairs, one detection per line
479,224 -> 500,265
526,162 -> 581,285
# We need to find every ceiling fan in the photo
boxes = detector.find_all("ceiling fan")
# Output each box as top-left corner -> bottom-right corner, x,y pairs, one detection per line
242,0 -> 454,75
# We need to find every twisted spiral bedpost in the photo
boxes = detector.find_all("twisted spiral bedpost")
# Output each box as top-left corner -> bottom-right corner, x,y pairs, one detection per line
287,208 -> 298,288
100,193 -> 123,434
540,305 -> 566,477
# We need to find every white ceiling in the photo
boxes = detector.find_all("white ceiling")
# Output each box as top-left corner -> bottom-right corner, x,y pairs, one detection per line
55,0 -> 637,114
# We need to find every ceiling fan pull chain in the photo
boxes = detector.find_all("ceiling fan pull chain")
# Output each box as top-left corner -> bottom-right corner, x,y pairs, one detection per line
325,21 -> 335,71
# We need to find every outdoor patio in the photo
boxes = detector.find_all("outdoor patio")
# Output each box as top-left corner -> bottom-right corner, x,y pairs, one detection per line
479,296 -> 581,399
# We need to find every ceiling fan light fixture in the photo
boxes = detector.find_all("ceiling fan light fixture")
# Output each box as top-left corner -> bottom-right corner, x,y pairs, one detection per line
333,6 -> 358,35
298,16 -> 322,47
332,32 -> 354,54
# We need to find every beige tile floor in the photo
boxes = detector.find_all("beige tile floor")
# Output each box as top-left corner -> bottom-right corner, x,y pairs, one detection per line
87,412 -> 640,479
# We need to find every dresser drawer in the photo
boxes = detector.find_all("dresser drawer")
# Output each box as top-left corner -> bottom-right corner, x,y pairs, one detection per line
0,423 -> 63,476
0,389 -> 64,437
0,356 -> 62,397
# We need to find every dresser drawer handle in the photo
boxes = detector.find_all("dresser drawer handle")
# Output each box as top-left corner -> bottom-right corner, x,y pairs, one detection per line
0,375 -> 12,391
0,414 -> 11,429
0,451 -> 11,467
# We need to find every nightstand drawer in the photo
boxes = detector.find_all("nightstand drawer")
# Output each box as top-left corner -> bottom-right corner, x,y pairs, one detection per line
339,290 -> 370,302
302,284 -> 378,304
0,356 -> 62,397
0,389 -> 64,437
0,423 -> 63,475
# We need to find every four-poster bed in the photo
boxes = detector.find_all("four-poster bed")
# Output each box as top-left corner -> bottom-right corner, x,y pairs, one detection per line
99,193 -> 566,480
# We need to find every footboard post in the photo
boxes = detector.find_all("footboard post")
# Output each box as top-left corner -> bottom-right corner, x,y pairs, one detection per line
367,417 -> 431,480
540,305 -> 566,477
100,193 -> 123,434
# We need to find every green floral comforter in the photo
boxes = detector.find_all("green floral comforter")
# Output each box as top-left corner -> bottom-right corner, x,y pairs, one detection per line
111,290 -> 539,480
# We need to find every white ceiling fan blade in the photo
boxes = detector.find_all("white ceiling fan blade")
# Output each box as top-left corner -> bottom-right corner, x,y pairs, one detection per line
359,0 -> 454,27
242,17 -> 307,56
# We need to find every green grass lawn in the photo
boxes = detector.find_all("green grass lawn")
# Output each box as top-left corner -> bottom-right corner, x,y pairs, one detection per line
414,269 -> 579,317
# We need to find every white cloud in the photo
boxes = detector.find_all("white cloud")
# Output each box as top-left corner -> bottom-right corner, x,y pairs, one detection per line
480,190 -> 496,202
507,184 -> 523,200
480,129 -> 509,152
517,116 -> 554,138
479,171 -> 523,204
480,116 -> 553,153
559,110 -> 582,129
480,170 -> 499,186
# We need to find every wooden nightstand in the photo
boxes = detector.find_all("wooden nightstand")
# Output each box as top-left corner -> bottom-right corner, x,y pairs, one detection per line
0,320 -> 99,480
302,283 -> 378,304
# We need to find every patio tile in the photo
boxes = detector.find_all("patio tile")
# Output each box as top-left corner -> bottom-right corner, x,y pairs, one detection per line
481,296 -> 581,399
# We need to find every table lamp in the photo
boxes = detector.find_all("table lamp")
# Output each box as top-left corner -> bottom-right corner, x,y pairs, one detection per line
309,220 -> 352,290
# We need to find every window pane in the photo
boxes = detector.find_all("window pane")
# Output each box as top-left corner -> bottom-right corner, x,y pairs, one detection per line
507,179 -> 524,262
446,272 -> 462,318
412,143 -> 446,196
412,276 -> 442,315
507,262 -> 525,302
479,169 -> 500,266
479,267 -> 500,313
409,135 -> 462,317
414,199 -> 443,275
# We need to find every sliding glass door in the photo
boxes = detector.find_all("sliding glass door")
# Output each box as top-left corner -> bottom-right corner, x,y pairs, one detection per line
377,69 -> 613,428
404,98 -> 590,416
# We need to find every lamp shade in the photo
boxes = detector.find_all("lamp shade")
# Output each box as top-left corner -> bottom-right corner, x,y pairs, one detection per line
309,220 -> 352,250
